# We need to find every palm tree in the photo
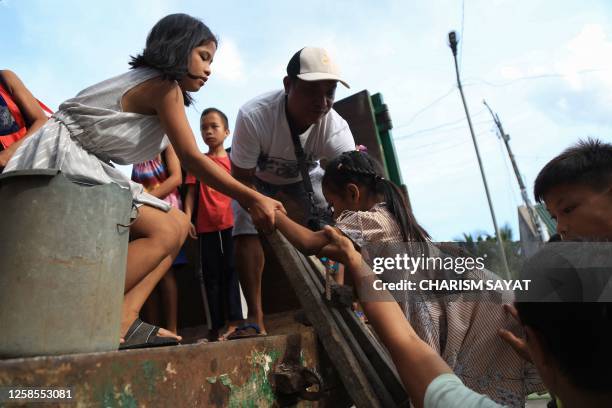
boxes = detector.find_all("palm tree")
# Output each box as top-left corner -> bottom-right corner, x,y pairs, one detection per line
455,224 -> 522,278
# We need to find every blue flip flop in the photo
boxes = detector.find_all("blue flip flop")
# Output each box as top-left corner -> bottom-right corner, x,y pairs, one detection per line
225,323 -> 266,340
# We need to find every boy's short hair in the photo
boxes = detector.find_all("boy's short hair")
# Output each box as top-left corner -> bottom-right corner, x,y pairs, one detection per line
534,138 -> 612,202
201,107 -> 229,130
516,243 -> 612,393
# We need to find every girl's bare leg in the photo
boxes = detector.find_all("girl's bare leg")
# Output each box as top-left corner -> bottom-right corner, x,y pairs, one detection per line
159,269 -> 178,334
141,286 -> 161,327
121,206 -> 188,339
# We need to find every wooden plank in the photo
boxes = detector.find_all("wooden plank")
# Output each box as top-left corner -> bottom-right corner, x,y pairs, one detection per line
265,231 -> 382,408
305,257 -> 410,407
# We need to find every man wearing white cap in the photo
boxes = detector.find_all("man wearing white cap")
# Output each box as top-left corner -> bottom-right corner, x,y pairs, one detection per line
226,47 -> 355,339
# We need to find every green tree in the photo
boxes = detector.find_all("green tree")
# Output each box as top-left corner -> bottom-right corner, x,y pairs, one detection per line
454,224 -> 523,278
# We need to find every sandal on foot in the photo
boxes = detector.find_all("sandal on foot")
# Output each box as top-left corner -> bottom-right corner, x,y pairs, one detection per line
119,318 -> 179,350
224,323 -> 266,341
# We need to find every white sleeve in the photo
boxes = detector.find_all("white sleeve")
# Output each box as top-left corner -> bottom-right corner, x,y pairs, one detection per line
424,374 -> 505,408
321,117 -> 355,160
230,109 -> 260,170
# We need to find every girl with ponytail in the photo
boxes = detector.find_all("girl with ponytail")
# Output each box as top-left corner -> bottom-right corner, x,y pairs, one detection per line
321,150 -> 429,243
274,149 -> 542,405
274,149 -> 430,259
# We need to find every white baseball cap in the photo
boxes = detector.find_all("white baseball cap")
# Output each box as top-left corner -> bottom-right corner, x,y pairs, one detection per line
286,47 -> 350,88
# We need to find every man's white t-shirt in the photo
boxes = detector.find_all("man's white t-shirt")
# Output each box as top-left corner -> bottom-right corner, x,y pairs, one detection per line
230,90 -> 355,185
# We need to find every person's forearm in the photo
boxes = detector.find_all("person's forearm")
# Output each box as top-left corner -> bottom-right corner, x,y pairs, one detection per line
148,174 -> 182,199
184,185 -> 195,219
232,169 -> 257,190
345,256 -> 452,408
23,116 -> 47,139
276,211 -> 328,255
0,116 -> 47,165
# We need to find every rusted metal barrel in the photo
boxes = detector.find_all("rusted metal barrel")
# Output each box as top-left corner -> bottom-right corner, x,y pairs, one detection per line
0,170 -> 132,358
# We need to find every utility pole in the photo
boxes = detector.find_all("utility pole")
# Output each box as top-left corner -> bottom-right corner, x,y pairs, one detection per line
447,31 -> 511,278
483,100 -> 548,242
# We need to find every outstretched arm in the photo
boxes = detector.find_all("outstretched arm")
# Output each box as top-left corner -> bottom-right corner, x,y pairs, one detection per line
275,211 -> 330,255
318,226 -> 452,408
145,80 -> 285,232
183,183 -> 198,239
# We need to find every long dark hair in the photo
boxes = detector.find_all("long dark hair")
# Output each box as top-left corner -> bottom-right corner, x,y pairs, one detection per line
129,13 -> 218,106
323,151 -> 430,242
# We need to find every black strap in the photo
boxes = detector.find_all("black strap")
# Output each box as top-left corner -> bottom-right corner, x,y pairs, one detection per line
289,129 -> 314,194
286,100 -> 331,231
289,127 -> 322,225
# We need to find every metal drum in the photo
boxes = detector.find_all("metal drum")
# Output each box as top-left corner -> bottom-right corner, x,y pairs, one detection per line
0,170 -> 132,357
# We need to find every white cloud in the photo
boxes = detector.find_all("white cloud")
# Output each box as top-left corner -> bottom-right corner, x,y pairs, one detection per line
555,23 -> 612,90
213,38 -> 246,83
557,97 -> 569,111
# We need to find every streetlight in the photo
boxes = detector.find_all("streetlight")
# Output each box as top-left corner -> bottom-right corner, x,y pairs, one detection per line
447,31 -> 511,277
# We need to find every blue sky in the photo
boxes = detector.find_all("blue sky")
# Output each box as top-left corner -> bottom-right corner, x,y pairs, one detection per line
2,0 -> 611,240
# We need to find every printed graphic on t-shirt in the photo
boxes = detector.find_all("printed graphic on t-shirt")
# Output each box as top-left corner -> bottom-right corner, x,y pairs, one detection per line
257,154 -> 317,179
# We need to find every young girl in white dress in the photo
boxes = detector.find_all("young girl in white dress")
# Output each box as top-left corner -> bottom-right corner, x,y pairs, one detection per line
4,13 -> 284,349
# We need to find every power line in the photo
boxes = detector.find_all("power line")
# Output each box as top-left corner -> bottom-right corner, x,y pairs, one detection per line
395,86 -> 457,130
394,115 -> 490,141
402,139 -> 470,155
395,107 -> 486,133
401,131 -> 496,159
462,68 -> 610,88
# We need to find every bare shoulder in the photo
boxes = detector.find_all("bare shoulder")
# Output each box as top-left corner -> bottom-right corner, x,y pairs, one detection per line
141,77 -> 180,97
0,70 -> 20,88
123,77 -> 183,115
0,69 -> 14,79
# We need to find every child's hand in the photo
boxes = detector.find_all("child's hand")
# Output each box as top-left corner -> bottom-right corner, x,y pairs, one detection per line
249,194 -> 286,234
318,226 -> 361,269
498,304 -> 532,363
188,223 -> 198,240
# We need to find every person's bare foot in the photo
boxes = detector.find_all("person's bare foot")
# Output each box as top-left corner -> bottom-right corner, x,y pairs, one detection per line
254,315 -> 267,336
157,326 -> 182,341
219,320 -> 267,341
218,324 -> 239,341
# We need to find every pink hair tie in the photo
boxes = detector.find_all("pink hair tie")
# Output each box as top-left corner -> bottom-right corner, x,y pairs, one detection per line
356,144 -> 368,152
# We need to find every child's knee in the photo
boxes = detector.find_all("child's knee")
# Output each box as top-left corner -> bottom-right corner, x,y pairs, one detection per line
154,222 -> 181,254
173,210 -> 190,241
149,213 -> 185,254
